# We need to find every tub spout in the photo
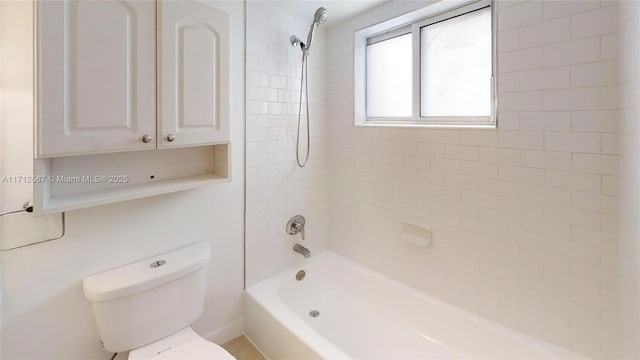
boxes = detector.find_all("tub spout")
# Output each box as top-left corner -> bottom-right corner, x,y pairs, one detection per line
293,243 -> 310,258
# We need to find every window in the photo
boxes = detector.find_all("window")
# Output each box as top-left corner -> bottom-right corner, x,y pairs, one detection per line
367,33 -> 413,117
355,0 -> 495,127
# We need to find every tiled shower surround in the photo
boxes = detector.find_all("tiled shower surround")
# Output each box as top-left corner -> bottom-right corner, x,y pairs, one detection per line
245,2 -> 329,286
328,1 -> 619,357
247,0 -> 625,358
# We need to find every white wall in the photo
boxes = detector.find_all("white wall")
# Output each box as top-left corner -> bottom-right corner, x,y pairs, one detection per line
0,1 -> 245,359
0,0 -> 34,212
618,1 -> 640,359
245,1 -> 329,286
327,1 -> 619,358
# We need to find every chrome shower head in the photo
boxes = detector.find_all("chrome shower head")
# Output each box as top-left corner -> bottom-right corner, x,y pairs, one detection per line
303,7 -> 328,57
314,7 -> 328,25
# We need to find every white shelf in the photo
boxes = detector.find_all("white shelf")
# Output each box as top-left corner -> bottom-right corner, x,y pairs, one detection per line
33,144 -> 230,215
40,173 -> 227,214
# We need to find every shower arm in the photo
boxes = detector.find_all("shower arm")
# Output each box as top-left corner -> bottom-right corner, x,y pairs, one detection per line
290,36 -> 309,62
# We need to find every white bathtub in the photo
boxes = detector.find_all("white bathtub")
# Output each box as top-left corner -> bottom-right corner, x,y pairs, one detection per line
245,251 -> 585,360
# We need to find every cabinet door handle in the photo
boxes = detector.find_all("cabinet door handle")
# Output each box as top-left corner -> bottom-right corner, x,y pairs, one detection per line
142,134 -> 153,143
166,134 -> 176,142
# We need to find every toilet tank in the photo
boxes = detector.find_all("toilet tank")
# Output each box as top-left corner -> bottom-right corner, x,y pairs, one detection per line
82,242 -> 210,353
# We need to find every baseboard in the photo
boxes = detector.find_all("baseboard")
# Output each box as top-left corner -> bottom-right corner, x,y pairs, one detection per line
202,317 -> 245,345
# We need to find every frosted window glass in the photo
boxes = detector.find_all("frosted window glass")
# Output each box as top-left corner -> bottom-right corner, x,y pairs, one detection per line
366,34 -> 412,117
421,7 -> 491,117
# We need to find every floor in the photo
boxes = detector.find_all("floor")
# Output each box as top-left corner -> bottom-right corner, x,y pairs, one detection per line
222,335 -> 267,360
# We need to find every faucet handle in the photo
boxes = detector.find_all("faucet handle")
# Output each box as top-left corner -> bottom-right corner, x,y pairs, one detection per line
296,224 -> 305,241
286,215 -> 306,240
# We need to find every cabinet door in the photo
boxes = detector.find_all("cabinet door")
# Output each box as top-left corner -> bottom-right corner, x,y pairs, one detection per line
158,1 -> 230,149
37,0 -> 156,158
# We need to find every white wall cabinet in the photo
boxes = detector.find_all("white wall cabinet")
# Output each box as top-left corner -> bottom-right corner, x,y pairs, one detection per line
158,1 -> 230,149
37,1 -> 157,157
30,0 -> 232,214
37,0 -> 230,157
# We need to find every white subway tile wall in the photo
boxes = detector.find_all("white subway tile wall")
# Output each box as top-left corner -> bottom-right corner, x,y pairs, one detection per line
245,2 -> 329,286
326,1 -> 619,358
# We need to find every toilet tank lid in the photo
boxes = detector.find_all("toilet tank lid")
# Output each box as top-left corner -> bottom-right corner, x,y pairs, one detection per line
83,241 -> 211,302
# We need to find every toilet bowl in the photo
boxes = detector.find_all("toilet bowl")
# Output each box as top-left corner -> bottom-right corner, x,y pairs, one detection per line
82,242 -> 235,360
128,327 -> 234,360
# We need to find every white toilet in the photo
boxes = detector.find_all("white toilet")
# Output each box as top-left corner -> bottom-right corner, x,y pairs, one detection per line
82,242 -> 235,360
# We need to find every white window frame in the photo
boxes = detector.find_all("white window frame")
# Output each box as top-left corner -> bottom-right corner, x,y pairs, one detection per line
354,0 -> 497,128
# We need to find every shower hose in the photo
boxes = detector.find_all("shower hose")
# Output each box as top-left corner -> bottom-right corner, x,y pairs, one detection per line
296,55 -> 310,168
